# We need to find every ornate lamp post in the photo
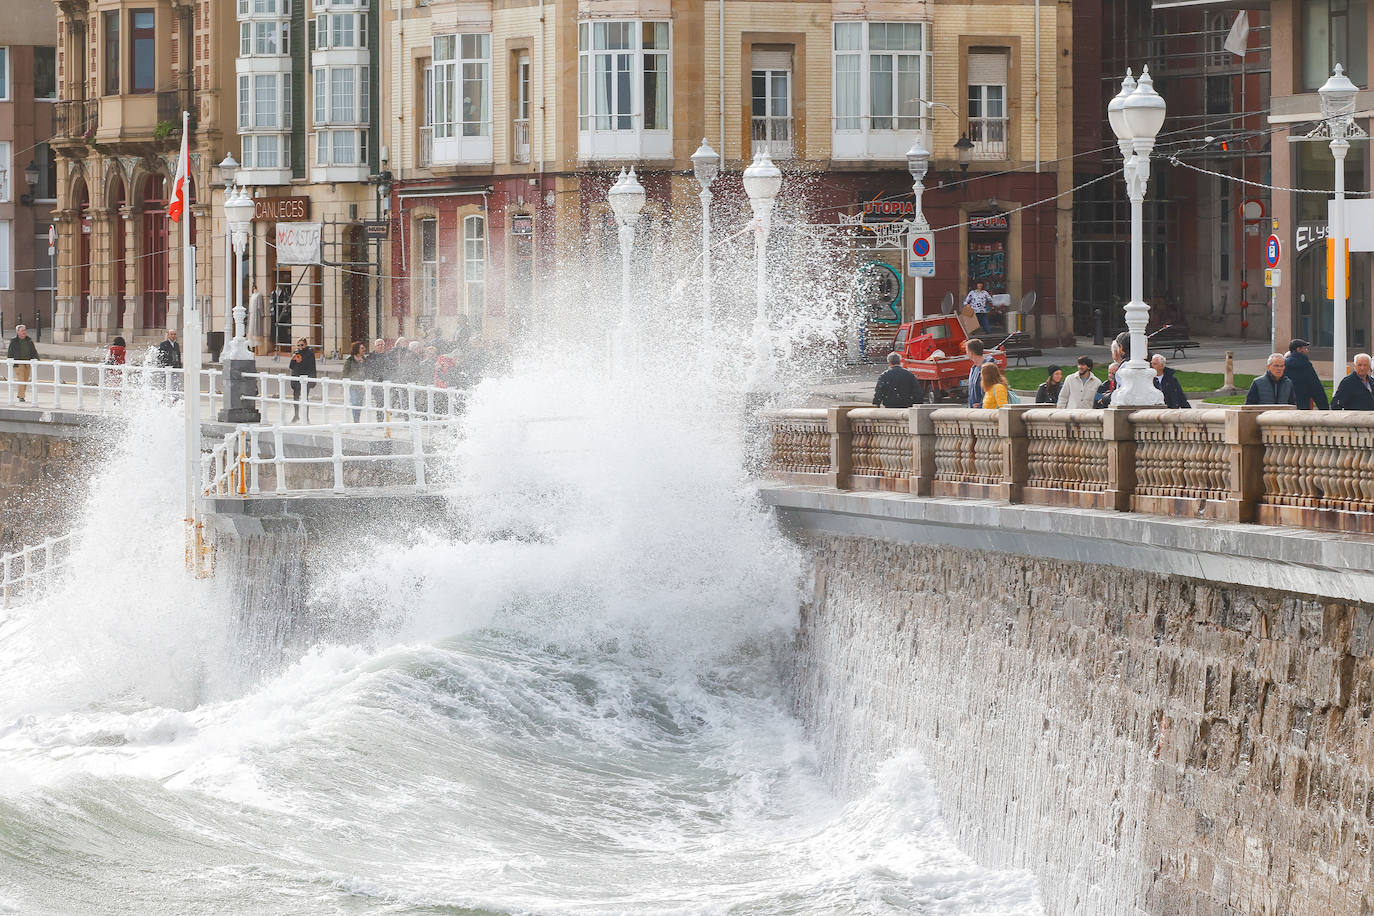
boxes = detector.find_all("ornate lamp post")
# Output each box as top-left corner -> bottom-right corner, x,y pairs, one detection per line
1107,66 -> 1166,406
954,134 -> 974,179
1319,65 -> 1361,383
691,139 -> 720,341
905,137 -> 931,319
219,182 -> 260,422
607,167 -> 646,321
742,150 -> 782,394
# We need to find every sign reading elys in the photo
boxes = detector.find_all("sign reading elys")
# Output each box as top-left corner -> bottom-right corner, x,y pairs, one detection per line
275,223 -> 322,265
907,230 -> 935,278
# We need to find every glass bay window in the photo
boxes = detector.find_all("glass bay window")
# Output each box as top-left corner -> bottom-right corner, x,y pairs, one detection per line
430,34 -> 492,163
832,21 -> 930,160
577,20 -> 671,160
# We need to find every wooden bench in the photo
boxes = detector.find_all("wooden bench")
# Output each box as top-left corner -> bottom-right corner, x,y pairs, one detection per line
976,331 -> 1043,367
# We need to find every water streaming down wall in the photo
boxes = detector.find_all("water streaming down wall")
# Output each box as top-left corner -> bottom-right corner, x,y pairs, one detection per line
790,533 -> 1374,915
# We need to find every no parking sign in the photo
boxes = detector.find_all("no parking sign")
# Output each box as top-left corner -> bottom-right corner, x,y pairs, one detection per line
1264,234 -> 1282,269
907,230 -> 935,278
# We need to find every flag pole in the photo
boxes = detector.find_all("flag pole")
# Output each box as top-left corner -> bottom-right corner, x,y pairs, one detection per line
179,108 -> 201,528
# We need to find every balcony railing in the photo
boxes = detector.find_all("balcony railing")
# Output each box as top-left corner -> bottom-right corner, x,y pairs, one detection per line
513,118 -> 530,163
54,99 -> 99,140
157,88 -> 198,130
969,116 -> 1009,160
418,126 -> 433,167
751,115 -> 794,159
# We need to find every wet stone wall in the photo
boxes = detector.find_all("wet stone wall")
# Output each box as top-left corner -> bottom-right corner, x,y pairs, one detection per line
793,534 -> 1374,916
0,428 -> 99,553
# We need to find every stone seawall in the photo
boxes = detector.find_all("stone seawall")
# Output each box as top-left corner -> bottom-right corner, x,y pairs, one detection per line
0,418 -> 105,553
792,533 -> 1374,915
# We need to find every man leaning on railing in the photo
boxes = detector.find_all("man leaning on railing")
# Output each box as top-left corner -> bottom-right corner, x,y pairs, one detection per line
1332,354 -> 1374,411
7,325 -> 38,402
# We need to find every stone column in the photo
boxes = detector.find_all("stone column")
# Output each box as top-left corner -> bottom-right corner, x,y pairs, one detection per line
1103,406 -> 1137,512
120,204 -> 141,339
1225,405 -> 1290,523
52,210 -> 75,342
997,404 -> 1036,503
909,404 -> 939,496
826,406 -> 856,490
88,208 -> 114,341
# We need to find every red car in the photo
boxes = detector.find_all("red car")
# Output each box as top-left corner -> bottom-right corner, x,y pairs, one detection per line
890,315 -> 1007,402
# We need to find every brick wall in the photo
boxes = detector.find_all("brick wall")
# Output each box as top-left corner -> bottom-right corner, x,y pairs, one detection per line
794,534 -> 1374,915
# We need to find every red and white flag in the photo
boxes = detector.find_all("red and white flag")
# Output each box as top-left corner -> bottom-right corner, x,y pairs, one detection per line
168,110 -> 190,223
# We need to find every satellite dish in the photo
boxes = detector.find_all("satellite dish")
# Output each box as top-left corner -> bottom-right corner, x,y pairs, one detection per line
1018,290 -> 1038,314
939,292 -> 955,314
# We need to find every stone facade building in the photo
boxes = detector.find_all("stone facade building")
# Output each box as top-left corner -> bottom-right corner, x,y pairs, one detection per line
377,0 -> 1076,346
0,0 -> 59,340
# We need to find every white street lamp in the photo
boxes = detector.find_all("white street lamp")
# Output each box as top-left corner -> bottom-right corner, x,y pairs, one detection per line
217,153 -> 239,187
606,167 -> 646,363
222,183 -> 256,361
1320,64 -> 1360,383
743,150 -> 782,394
905,137 -> 931,320
691,139 -> 720,343
1108,66 -> 1166,406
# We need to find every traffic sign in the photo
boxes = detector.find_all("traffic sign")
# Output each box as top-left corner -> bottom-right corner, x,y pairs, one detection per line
1265,269 -> 1281,288
47,224 -> 56,245
907,230 -> 935,278
1264,234 -> 1282,268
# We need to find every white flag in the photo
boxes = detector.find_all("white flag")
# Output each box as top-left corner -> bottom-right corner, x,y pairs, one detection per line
1224,11 -> 1250,58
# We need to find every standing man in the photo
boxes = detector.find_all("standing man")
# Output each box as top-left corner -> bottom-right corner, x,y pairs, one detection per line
1245,354 -> 1296,406
964,281 -> 994,334
1283,339 -> 1328,410
156,329 -> 183,369
1150,354 -> 1190,409
1332,353 -> 1374,411
6,324 -> 38,402
872,352 -> 925,408
1057,357 -> 1100,409
964,339 -> 988,407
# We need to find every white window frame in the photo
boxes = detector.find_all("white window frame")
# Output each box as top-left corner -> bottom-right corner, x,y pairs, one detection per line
315,13 -> 366,50
430,34 -> 492,164
0,221 -> 11,291
0,141 -> 9,202
240,20 -> 290,55
239,0 -> 289,16
577,20 -> 672,160
242,133 -> 291,170
832,21 -> 930,161
967,82 -> 1007,160
419,217 -> 438,320
751,66 -> 793,159
0,47 -> 9,102
463,213 -> 485,323
315,129 -> 367,166
238,72 -> 291,130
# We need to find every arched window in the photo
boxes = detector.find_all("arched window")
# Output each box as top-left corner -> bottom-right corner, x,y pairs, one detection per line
463,213 -> 485,326
141,174 -> 169,329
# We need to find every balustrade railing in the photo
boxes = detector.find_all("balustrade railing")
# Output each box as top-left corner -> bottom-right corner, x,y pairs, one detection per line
761,403 -> 1374,536
1,359 -> 223,415
245,371 -> 464,425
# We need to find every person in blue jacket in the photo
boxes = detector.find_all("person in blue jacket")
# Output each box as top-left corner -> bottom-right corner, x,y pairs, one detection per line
1283,339 -> 1329,410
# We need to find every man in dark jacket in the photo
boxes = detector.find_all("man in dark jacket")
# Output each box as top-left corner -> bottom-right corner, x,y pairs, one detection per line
872,352 -> 925,408
1332,353 -> 1374,411
6,324 -> 38,402
1245,353 -> 1296,405
1150,354 -> 1190,408
1283,339 -> 1328,410
155,330 -> 182,368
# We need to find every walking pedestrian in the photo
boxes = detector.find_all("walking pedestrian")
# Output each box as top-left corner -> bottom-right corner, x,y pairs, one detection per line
872,351 -> 925,408
963,281 -> 994,334
1245,354 -> 1296,406
1057,357 -> 1100,409
341,341 -> 369,422
980,362 -> 1011,409
964,339 -> 989,408
1332,353 -> 1374,411
1035,367 -> 1063,404
1150,354 -> 1191,409
289,337 -> 317,422
1283,339 -> 1329,410
368,337 -> 388,419
7,324 -> 39,402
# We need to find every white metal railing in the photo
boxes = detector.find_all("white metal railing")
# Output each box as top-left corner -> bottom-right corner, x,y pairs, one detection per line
513,118 -> 531,163
751,116 -> 793,159
0,532 -> 75,608
203,419 -> 457,497
245,371 -> 465,425
969,116 -> 1009,160
1,359 -> 224,416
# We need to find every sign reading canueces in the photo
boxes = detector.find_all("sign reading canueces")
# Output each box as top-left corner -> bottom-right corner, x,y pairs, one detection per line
255,197 -> 311,222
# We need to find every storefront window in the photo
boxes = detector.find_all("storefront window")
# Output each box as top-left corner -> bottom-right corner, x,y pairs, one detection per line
968,214 -> 1009,295
1293,140 -> 1370,347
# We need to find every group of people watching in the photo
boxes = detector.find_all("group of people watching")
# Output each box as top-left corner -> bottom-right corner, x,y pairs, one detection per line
328,332 -> 505,422
1243,338 -> 1374,410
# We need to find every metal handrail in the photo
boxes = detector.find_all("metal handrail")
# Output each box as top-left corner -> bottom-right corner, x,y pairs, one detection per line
244,371 -> 465,425
1,359 -> 224,415
0,532 -> 75,608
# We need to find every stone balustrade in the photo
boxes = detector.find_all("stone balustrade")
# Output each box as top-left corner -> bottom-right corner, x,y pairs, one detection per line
762,403 -> 1374,534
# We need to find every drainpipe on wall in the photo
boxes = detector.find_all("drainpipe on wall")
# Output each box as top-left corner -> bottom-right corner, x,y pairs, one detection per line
719,0 -> 725,157
1034,0 -> 1041,174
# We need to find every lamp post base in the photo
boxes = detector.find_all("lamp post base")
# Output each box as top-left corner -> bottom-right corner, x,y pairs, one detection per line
218,357 -> 262,424
1113,363 -> 1165,407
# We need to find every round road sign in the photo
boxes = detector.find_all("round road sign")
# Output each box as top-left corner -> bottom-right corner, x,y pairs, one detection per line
912,237 -> 931,258
1264,234 -> 1281,269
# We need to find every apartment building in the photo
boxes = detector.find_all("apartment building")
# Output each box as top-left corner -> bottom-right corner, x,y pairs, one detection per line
379,0 -> 1076,345
1,0 -> 59,339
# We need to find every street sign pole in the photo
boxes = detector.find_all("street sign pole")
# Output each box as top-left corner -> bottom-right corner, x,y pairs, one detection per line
1265,225 -> 1282,350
